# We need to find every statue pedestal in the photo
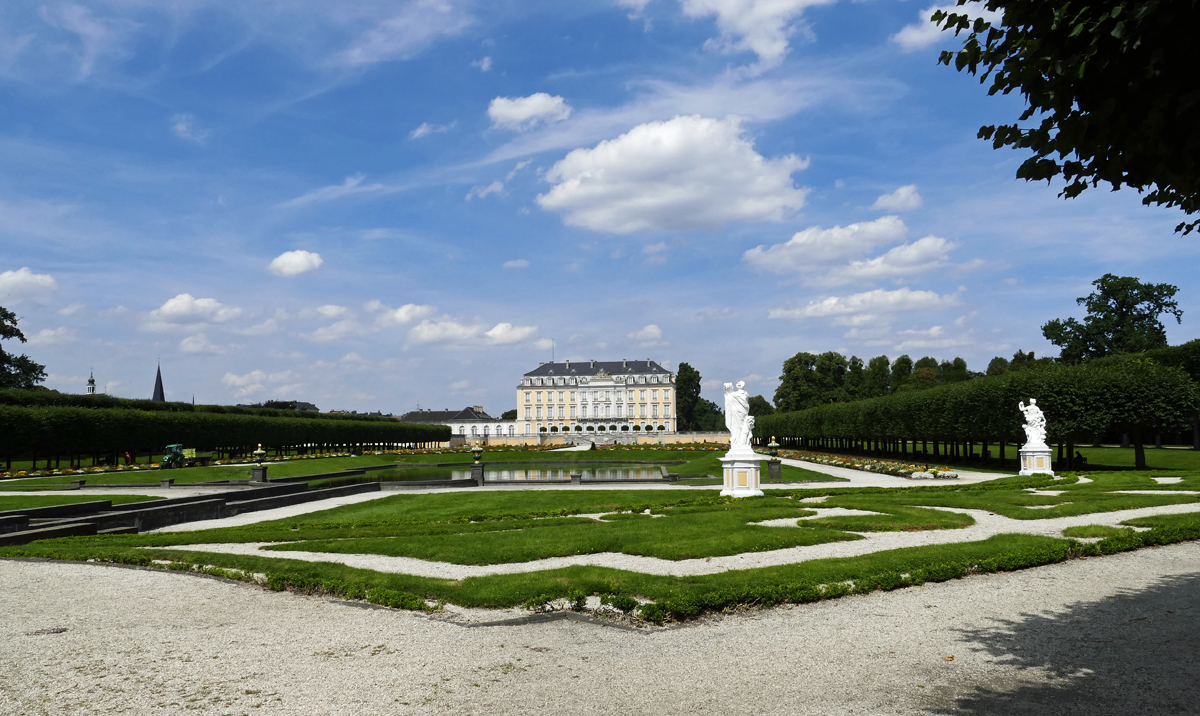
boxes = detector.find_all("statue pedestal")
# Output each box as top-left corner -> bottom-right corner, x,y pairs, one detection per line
1019,445 -> 1054,476
721,446 -> 763,498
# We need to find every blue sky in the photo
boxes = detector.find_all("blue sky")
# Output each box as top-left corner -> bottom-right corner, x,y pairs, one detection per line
1,0 -> 1196,414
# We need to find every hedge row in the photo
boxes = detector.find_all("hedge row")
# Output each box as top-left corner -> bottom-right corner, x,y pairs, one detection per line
0,404 -> 450,457
754,360 -> 1200,447
0,389 -> 397,422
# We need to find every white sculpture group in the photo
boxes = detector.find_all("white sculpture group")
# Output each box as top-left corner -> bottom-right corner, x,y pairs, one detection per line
1017,398 -> 1054,476
721,380 -> 762,497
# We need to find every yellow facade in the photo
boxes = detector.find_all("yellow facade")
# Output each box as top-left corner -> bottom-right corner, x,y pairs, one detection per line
516,359 -> 676,437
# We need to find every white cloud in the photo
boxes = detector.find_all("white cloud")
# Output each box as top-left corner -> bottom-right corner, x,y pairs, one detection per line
488,93 -> 573,131
221,369 -> 267,398
37,3 -> 132,80
57,302 -> 85,316
179,333 -> 236,354
336,0 -> 473,66
277,174 -> 393,208
643,241 -> 669,265
743,215 -> 906,274
410,122 -> 450,138
617,0 -> 654,11
302,319 -> 370,343
0,267 -> 57,302
506,160 -> 532,181
26,327 -> 77,347
680,0 -> 836,72
451,379 -> 471,390
538,115 -> 808,233
628,324 -> 663,341
871,184 -> 923,211
144,294 -> 242,331
471,56 -> 492,71
768,287 -> 962,325
893,4 -> 1003,52
503,259 -> 530,269
300,304 -> 348,319
466,181 -> 504,200
832,235 -> 956,284
268,250 -> 324,277
170,113 -> 208,144
375,303 -> 437,327
406,317 -> 540,347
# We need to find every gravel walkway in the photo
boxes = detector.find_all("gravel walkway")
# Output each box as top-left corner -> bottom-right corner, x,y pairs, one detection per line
156,501 -> 1200,579
778,456 -> 1010,486
4,542 -> 1199,715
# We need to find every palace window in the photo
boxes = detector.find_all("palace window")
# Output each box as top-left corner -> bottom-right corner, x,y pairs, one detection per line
524,392 -> 531,403
525,424 -> 531,435
558,391 -> 564,402
508,425 -> 515,436
652,405 -> 659,418
471,426 -> 478,436
524,406 -> 531,419
639,389 -> 646,400
639,404 -> 646,417
558,406 -> 565,418
664,403 -> 671,417
570,405 -> 577,418
664,389 -> 671,399
536,392 -> 542,402
617,404 -> 623,417
651,389 -> 658,400
605,405 -> 611,417
570,391 -> 576,402
536,407 -> 542,419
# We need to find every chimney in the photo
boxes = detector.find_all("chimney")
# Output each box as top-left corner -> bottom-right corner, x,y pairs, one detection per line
565,359 -> 570,369
622,359 -> 627,368
590,360 -> 595,369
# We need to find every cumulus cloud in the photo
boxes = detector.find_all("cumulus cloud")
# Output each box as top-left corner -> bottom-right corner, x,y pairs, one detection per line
0,267 -> 57,302
336,0 -> 473,66
302,319 -> 370,343
406,317 -> 539,347
743,215 -> 964,286
538,115 -> 808,233
144,294 -> 242,331
26,327 -> 77,347
893,4 -> 1003,52
743,215 -> 906,274
627,324 -> 667,347
268,250 -> 324,277
57,302 -> 85,316
471,56 -> 492,71
410,121 -> 451,138
768,287 -> 962,325
221,369 -> 268,397
179,333 -> 237,354
375,303 -> 437,328
503,259 -> 529,269
681,0 -> 836,72
300,304 -> 348,320
170,113 -> 208,143
871,184 -> 923,211
488,93 -> 573,131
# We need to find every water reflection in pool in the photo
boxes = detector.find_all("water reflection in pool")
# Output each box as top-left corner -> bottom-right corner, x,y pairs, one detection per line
486,464 -> 665,482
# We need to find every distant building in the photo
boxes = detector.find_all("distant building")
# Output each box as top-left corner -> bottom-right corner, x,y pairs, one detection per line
398,406 -> 517,439
517,359 -> 675,436
236,400 -> 321,412
152,365 -> 165,402
86,371 -> 96,396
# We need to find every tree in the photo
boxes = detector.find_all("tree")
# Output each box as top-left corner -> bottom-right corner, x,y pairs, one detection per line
935,1 -> 1200,233
986,356 -> 1009,376
843,356 -> 866,400
940,357 -> 971,383
774,352 -> 820,412
0,306 -> 46,390
675,362 -> 702,431
890,354 -> 914,390
813,351 -> 850,404
501,409 -> 517,420
748,395 -> 775,417
864,355 -> 891,398
692,398 -> 724,431
1042,274 -> 1183,362
1008,349 -> 1055,372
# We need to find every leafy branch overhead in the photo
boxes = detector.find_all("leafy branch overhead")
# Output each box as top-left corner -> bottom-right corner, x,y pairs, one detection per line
0,306 -> 47,391
934,1 -> 1200,233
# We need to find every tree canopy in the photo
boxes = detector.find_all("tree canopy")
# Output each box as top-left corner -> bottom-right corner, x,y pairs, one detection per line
1042,274 -> 1182,362
935,0 -> 1200,233
0,306 -> 46,390
674,362 -> 702,431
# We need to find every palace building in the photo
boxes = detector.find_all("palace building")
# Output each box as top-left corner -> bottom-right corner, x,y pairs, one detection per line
517,359 -> 675,436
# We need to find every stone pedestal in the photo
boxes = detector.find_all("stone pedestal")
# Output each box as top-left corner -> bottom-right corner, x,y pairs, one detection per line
1019,445 -> 1054,476
250,465 -> 268,483
720,446 -> 763,498
471,464 -> 484,486
766,459 -> 782,481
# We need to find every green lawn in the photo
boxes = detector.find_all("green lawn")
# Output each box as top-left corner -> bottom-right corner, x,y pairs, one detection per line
6,468 -> 1200,622
0,494 -> 163,511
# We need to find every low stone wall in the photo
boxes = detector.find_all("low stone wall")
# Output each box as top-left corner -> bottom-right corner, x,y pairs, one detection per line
224,482 -> 380,515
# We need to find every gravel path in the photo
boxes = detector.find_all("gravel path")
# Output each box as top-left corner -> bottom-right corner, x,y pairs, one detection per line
778,456 -> 1010,486
156,501 -> 1200,579
4,542 -> 1199,715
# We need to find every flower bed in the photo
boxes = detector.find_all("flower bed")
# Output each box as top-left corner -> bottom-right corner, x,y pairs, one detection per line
775,449 -> 952,478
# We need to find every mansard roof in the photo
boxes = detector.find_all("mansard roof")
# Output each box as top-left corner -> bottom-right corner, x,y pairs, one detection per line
523,360 -> 668,378
397,406 -> 498,423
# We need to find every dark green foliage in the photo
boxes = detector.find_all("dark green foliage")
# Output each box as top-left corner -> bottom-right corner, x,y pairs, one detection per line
0,306 -> 46,390
890,355 -> 913,390
501,409 -> 517,420
0,403 -> 450,456
692,398 -> 724,431
675,362 -> 702,431
756,361 -> 1200,469
0,388 -> 398,421
864,355 -> 891,398
935,1 -> 1200,233
747,395 -> 774,417
601,593 -> 640,614
1007,350 -> 1053,372
1042,274 -> 1183,362
986,356 -> 1009,376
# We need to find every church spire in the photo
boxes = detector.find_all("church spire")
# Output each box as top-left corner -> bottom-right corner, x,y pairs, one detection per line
152,364 -> 165,402
87,370 -> 96,396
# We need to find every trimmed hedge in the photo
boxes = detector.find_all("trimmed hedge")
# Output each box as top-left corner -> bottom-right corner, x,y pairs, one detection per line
0,404 -> 449,458
754,360 -> 1199,452
0,389 -> 397,422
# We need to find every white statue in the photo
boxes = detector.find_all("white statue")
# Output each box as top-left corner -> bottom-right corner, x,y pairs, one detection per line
1018,398 -> 1047,447
724,380 -> 752,448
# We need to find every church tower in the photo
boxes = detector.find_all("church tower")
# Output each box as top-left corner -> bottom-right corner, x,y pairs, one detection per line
86,371 -> 96,395
152,365 -> 165,402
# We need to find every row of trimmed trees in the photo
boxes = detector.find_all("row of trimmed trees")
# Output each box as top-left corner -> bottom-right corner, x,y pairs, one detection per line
0,405 -> 450,471
753,360 -> 1200,469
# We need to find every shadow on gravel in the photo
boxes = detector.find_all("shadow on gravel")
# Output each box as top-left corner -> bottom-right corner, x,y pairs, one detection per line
933,570 -> 1200,715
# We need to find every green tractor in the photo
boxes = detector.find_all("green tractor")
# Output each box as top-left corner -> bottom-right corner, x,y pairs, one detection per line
160,444 -> 185,469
